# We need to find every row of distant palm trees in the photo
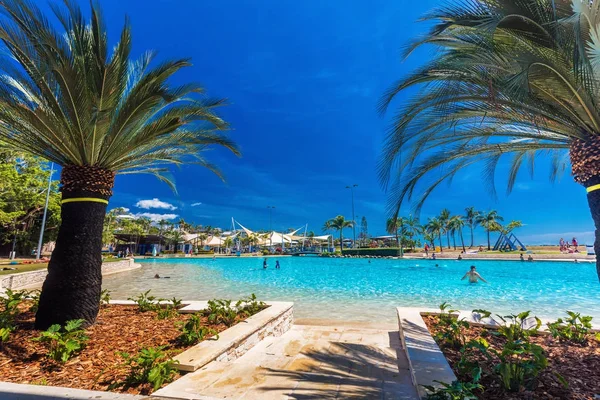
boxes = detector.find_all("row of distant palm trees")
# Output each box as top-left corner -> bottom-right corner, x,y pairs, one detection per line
324,208 -> 520,254
420,208 -> 515,253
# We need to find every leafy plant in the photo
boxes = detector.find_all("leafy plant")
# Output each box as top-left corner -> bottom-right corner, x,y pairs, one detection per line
169,297 -> 183,309
434,302 -> 469,348
128,290 -> 159,313
205,299 -> 239,327
236,294 -> 266,317
34,319 -> 88,362
100,289 -> 111,306
456,338 -> 490,383
493,311 -> 541,342
490,339 -> 547,392
0,288 -> 27,340
423,380 -> 483,400
156,297 -> 183,320
114,346 -> 179,391
177,314 -> 219,346
547,311 -> 594,344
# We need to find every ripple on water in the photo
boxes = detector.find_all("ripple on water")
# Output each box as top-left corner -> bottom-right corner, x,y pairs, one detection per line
101,257 -> 600,323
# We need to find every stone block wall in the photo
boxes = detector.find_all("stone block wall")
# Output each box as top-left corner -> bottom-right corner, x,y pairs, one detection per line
0,259 -> 139,290
215,306 -> 294,363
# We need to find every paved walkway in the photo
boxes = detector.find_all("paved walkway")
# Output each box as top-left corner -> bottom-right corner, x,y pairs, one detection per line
156,324 -> 419,400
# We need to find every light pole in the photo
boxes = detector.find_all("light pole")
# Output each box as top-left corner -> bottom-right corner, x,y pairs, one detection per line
345,184 -> 358,248
36,162 -> 54,261
267,206 -> 275,246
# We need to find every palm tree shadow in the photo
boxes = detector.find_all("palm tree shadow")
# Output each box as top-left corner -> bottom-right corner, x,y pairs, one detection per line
256,331 -> 414,399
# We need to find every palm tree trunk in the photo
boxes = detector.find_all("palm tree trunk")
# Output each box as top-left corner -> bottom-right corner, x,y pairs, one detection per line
469,225 -> 474,248
570,139 -> 600,281
487,229 -> 491,250
459,228 -> 466,253
446,231 -> 450,249
438,233 -> 443,253
35,166 -> 114,330
395,230 -> 400,256
452,232 -> 456,250
340,232 -> 343,253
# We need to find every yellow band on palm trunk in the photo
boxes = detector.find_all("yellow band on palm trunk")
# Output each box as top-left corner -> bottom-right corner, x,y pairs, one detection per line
61,197 -> 109,205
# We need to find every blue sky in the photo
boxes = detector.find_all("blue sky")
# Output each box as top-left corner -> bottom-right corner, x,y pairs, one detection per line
71,0 -> 593,245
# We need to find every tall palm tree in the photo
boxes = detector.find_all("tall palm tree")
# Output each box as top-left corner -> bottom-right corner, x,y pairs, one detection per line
386,216 -> 406,256
0,1 -> 240,328
448,216 -> 467,253
378,0 -> 600,280
425,217 -> 443,252
439,209 -> 451,249
477,211 -> 504,250
403,215 -> 423,250
464,207 -> 480,249
323,216 -> 354,252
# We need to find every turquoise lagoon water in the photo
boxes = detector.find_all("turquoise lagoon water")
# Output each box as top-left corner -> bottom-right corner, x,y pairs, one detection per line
102,257 -> 600,324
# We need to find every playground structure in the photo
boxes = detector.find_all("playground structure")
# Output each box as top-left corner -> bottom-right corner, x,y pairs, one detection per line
493,233 -> 527,252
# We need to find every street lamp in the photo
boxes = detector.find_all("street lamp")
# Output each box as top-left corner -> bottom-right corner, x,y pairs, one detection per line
36,162 -> 54,261
267,206 -> 275,246
345,184 -> 358,248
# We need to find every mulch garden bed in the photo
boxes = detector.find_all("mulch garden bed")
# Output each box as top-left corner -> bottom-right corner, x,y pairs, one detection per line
423,315 -> 600,399
0,303 -> 250,395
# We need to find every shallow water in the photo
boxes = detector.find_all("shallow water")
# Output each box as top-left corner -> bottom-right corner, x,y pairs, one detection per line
102,257 -> 600,324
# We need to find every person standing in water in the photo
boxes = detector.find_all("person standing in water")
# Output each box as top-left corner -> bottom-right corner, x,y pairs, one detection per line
275,260 -> 280,269
263,258 -> 268,269
461,266 -> 487,283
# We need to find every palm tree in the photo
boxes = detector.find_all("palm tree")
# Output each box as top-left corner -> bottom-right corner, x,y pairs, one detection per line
0,1 -> 240,328
425,217 -> 443,252
464,207 -> 480,249
477,211 -> 504,250
386,217 -> 406,256
378,0 -> 600,280
448,216 -> 466,253
439,209 -> 451,249
165,230 -> 184,253
323,216 -> 354,252
403,215 -> 423,250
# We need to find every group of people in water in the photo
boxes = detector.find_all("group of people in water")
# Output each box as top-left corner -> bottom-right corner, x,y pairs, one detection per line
263,258 -> 280,269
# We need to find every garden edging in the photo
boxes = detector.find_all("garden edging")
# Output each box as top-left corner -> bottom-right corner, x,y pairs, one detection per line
0,258 -> 140,291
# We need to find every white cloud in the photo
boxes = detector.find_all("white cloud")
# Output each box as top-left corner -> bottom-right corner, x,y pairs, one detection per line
134,213 -> 178,222
191,202 -> 203,206
135,198 -> 177,210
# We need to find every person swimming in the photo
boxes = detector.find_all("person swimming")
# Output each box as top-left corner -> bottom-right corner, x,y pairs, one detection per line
461,265 -> 487,283
263,258 -> 268,269
275,260 -> 280,269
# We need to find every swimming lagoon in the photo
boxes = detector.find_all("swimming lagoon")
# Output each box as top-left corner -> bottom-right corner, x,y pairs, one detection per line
102,257 -> 600,324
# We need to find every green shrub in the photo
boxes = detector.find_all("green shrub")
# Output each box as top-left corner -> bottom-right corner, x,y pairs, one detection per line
456,338 -> 489,382
423,380 -> 483,399
547,311 -> 594,344
434,302 -> 469,349
0,289 -> 27,342
236,294 -> 266,317
494,311 -> 541,342
488,311 -> 547,392
177,314 -> 219,346
113,346 -> 178,391
205,299 -> 238,327
34,319 -> 89,362
100,289 -> 111,306
491,339 -> 547,392
156,297 -> 183,320
128,290 -> 160,312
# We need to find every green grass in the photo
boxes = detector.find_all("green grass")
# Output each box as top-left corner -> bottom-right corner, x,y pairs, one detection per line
0,262 -> 48,275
